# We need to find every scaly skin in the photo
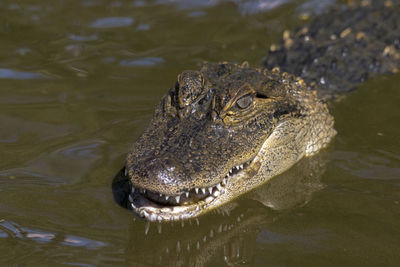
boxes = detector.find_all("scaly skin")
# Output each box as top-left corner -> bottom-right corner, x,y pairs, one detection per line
125,2 -> 400,222
126,62 -> 335,221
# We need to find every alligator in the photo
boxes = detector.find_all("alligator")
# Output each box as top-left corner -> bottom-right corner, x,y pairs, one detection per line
125,2 -> 400,222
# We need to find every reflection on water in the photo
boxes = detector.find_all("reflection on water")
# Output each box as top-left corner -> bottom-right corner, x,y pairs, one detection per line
0,220 -> 107,248
0,68 -> 46,79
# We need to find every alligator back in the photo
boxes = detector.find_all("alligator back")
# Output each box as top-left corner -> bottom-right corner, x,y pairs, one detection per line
265,2 -> 400,100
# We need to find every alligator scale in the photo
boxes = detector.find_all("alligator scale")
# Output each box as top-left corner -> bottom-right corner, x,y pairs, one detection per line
125,2 -> 400,222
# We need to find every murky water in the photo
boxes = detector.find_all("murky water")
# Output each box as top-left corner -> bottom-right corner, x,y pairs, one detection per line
0,0 -> 399,266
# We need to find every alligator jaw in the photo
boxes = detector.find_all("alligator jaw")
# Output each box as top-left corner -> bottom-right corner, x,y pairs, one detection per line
128,157 -> 260,222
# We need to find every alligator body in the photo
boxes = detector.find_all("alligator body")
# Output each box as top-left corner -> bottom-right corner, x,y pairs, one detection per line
125,2 -> 400,222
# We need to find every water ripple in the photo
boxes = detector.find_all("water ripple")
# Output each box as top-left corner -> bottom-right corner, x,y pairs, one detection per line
0,68 -> 45,79
120,57 -> 164,67
90,17 -> 134,28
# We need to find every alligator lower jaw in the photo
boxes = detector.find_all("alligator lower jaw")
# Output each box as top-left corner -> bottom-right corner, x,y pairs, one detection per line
127,158 -> 257,222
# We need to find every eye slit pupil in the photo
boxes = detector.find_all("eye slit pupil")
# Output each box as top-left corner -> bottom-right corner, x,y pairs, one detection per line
236,94 -> 253,109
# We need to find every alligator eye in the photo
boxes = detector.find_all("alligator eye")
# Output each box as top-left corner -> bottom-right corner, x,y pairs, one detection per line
236,94 -> 253,109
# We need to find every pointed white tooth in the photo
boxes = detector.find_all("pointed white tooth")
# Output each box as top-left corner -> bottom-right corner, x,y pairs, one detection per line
157,215 -> 163,222
222,178 -> 226,185
128,194 -> 133,203
159,193 -> 163,197
236,166 -> 239,170
213,190 -> 220,197
143,210 -> 149,218
227,173 -> 230,177
145,222 -> 150,235
175,196 -> 180,203
124,168 -> 128,176
157,223 -> 162,234
196,206 -> 200,211
165,195 -> 169,201
229,169 -> 233,174
208,187 -> 213,194
185,192 -> 189,198
240,164 -> 243,169
131,187 -> 135,193
201,188 -> 206,194
150,214 -> 157,221
195,188 -> 199,194
216,183 -> 222,191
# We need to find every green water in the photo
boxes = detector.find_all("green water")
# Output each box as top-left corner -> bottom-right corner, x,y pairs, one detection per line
0,0 -> 399,266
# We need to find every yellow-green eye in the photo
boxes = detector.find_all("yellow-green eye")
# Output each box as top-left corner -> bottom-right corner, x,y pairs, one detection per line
236,94 -> 253,109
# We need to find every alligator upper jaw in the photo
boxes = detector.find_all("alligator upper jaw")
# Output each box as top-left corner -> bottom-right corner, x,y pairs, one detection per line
127,157 -> 259,222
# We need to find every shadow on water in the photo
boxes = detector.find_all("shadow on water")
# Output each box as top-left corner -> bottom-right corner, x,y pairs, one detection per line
111,151 -> 329,266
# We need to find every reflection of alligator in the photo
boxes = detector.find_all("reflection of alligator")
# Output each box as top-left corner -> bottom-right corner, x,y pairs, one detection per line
114,152 -> 327,266
124,2 -> 400,221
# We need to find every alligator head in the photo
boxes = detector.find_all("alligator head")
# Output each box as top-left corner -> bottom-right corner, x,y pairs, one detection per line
126,62 -> 336,221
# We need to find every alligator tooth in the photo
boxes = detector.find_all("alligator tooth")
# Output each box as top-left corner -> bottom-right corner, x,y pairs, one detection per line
157,215 -> 163,222
185,192 -> 189,198
213,190 -> 220,197
236,166 -> 239,170
196,206 -> 200,211
145,222 -> 150,235
128,194 -> 133,203
165,195 -> 169,201
240,164 -> 243,169
201,188 -> 206,194
226,173 -> 230,177
205,196 -> 214,202
222,178 -> 227,185
175,196 -> 180,203
216,183 -> 222,191
150,214 -> 157,221
131,188 -> 135,193
143,210 -> 149,218
157,224 -> 162,234
159,193 -> 163,197
124,168 -> 128,176
195,188 -> 199,194
208,187 -> 213,194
